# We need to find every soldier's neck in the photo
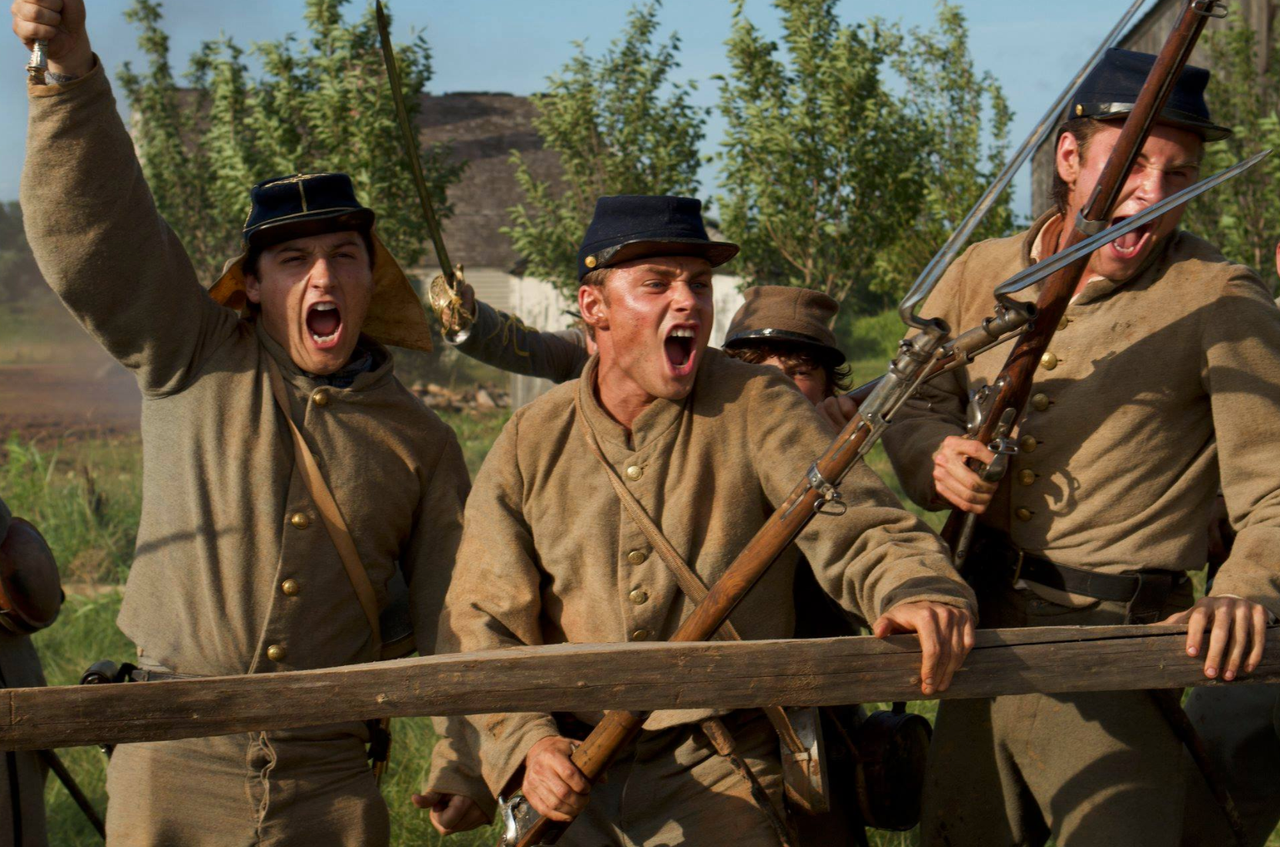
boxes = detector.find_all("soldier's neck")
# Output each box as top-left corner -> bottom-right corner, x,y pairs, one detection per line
592,361 -> 656,435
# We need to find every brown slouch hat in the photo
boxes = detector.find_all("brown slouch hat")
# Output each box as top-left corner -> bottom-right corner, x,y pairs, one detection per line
724,286 -> 844,365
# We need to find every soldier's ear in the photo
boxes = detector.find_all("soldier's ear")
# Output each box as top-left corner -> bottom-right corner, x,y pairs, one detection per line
1056,131 -> 1082,192
579,281 -> 609,333
244,272 -> 262,305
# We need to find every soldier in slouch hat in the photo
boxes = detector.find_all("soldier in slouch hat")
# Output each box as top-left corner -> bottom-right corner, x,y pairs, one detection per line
881,48 -> 1280,846
424,194 -> 976,845
13,2 -> 482,843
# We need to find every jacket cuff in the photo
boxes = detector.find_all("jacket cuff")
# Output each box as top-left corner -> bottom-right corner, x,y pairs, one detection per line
487,715 -> 561,799
28,53 -> 104,99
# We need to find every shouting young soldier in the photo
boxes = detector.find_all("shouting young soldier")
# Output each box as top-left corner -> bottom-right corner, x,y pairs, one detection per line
13,2 -> 473,844
426,195 -> 977,845
881,49 -> 1280,846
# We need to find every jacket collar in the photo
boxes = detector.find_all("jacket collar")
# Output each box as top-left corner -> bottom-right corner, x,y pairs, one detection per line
254,319 -> 392,393
577,355 -> 688,453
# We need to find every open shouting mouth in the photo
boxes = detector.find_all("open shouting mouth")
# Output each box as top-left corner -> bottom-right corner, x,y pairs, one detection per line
1106,214 -> 1155,262
306,301 -> 343,350
664,324 -> 699,377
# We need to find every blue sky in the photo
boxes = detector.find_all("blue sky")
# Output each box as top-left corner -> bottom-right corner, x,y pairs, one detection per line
2,0 -> 1156,214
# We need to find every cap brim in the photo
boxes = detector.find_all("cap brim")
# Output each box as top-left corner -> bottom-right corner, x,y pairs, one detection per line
594,237 -> 740,271
245,207 -> 376,249
725,329 -> 846,366
1088,105 -> 1232,142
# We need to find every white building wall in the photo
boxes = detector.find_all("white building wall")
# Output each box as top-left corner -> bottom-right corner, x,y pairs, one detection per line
508,274 -> 747,408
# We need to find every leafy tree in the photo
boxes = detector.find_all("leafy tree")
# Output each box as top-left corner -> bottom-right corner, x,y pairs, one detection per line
877,1 -> 1014,302
715,0 -> 1013,314
1182,19 -> 1280,292
119,0 -> 463,284
503,2 -> 707,297
714,0 -> 927,311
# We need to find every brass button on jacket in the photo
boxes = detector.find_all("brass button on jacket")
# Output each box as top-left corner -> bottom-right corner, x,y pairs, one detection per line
290,512 -> 310,530
266,644 -> 286,662
1041,352 -> 1059,370
311,388 -> 330,407
1019,435 -> 1039,453
1031,393 -> 1050,412
629,589 -> 649,606
625,465 -> 643,481
1018,469 -> 1036,486
281,579 -> 300,596
632,629 -> 650,641
627,550 -> 648,566
1015,508 -> 1033,522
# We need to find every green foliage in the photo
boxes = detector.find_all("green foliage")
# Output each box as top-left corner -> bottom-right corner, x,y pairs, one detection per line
1182,19 -> 1280,292
715,0 -> 1013,315
877,2 -> 1015,302
503,3 -> 707,297
716,0 -> 922,308
118,0 -> 464,285
0,437 -> 141,584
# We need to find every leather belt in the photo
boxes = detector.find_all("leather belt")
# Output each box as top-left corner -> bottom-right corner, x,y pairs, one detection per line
970,530 -> 1187,624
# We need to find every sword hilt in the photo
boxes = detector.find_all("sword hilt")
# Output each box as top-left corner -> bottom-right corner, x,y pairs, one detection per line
27,39 -> 48,85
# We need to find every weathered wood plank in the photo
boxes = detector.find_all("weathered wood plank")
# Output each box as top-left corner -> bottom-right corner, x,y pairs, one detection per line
1,625 -> 1276,751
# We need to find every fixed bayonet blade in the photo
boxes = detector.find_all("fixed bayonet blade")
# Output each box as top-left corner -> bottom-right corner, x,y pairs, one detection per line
994,149 -> 1271,298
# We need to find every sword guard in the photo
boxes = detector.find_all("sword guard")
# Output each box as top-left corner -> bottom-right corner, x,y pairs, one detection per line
429,264 -> 474,343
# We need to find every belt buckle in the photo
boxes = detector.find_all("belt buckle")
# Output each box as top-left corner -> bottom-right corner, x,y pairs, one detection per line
1010,548 -> 1025,585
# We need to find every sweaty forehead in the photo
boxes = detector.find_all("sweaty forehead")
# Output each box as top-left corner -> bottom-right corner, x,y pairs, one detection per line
613,256 -> 714,280
267,230 -> 364,255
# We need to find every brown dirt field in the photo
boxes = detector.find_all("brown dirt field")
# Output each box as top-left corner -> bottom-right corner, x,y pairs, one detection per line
0,359 -> 140,443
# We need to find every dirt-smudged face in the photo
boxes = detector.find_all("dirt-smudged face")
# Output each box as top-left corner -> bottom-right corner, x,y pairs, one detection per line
1057,122 -> 1203,282
245,230 -> 375,375
580,255 -> 714,428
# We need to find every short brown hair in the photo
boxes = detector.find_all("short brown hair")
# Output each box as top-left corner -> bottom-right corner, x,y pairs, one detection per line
1050,118 -> 1109,215
727,342 -> 850,398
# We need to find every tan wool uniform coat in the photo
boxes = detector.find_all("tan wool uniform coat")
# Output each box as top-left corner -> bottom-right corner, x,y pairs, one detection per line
428,350 -> 975,844
0,498 -> 49,847
23,65 -> 471,846
881,212 -> 1280,846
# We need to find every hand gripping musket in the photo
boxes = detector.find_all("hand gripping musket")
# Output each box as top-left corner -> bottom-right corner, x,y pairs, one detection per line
494,166 -> 1265,847
373,1 -> 473,342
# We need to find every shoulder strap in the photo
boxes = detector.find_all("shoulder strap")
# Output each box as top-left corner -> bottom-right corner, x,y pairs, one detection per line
573,390 -> 804,754
266,357 -> 381,647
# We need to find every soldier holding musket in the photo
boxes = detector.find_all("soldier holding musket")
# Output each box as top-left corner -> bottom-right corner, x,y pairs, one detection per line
426,194 -> 977,845
882,48 -> 1280,846
11,1 -> 476,843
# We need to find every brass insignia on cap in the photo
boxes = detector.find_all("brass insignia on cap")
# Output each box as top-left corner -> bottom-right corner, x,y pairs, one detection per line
585,256 -> 598,269
1076,104 -> 1084,116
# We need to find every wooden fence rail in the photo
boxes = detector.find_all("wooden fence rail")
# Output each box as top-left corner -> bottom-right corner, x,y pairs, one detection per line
2,625 -> 1277,751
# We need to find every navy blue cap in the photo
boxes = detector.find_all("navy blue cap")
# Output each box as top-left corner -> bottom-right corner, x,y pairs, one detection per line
1070,48 -> 1230,141
576,195 -> 739,281
242,173 -> 375,248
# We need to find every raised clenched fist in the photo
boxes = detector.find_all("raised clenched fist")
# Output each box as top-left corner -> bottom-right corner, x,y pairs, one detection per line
11,0 -> 92,78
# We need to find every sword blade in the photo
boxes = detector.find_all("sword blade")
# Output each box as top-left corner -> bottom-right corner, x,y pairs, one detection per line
994,148 -> 1271,298
374,1 -> 454,281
